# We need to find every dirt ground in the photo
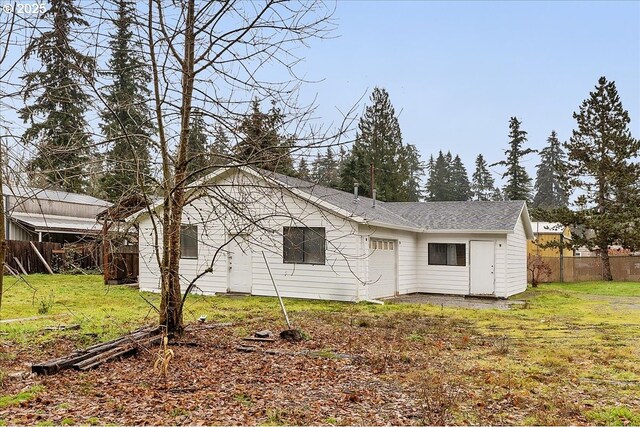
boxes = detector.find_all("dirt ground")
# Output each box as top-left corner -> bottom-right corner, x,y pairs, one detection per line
1,288 -> 640,426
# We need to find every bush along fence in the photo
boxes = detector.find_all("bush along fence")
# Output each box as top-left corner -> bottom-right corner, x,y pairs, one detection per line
528,255 -> 640,283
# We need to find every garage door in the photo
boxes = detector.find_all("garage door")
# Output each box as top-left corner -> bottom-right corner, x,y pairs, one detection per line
368,239 -> 397,299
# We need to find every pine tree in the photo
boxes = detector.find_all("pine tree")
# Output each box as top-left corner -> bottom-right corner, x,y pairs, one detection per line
449,155 -> 471,201
425,151 -> 450,201
492,117 -> 535,202
19,0 -> 96,193
210,125 -> 231,168
297,157 -> 310,180
564,76 -> 640,280
185,110 -> 210,181
234,99 -> 295,175
532,131 -> 569,209
338,87 -> 418,201
312,147 -> 339,187
400,144 -> 424,201
99,0 -> 154,200
471,154 -> 496,201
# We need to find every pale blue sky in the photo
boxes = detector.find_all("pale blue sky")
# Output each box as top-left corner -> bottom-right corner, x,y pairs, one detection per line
300,0 -> 640,180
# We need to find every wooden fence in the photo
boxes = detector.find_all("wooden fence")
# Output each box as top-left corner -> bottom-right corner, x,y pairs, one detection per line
529,255 -> 640,282
4,240 -> 103,274
104,245 -> 139,284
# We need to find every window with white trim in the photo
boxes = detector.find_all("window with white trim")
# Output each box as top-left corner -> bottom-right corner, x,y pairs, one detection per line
428,243 -> 465,266
180,225 -> 198,259
283,227 -> 325,265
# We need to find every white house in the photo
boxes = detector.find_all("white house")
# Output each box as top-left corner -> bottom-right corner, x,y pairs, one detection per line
135,166 -> 534,301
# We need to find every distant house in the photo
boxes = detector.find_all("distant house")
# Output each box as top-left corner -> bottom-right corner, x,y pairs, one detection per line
133,166 -> 534,301
3,185 -> 111,243
528,222 -> 573,258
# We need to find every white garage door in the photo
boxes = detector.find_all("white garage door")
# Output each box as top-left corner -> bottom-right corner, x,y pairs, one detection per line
368,239 -> 397,299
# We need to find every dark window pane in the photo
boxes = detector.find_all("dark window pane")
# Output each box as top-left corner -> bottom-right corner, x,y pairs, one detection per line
428,243 -> 447,265
456,244 -> 466,266
304,227 -> 325,264
283,227 -> 325,265
283,227 -> 304,263
180,225 -> 198,259
428,243 -> 466,266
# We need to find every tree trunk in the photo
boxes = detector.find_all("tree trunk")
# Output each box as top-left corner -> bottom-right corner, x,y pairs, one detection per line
0,146 -> 5,314
158,0 -> 196,336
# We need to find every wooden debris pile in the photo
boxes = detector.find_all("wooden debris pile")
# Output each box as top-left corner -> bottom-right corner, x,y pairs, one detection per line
32,326 -> 161,375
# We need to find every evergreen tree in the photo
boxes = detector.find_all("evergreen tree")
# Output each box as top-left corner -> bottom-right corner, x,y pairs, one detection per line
297,157 -> 310,180
234,99 -> 295,175
312,147 -> 339,187
185,110 -> 210,181
471,154 -> 496,201
99,0 -> 154,200
532,131 -> 569,209
338,87 -> 418,201
19,0 -> 96,193
564,76 -> 640,280
210,125 -> 231,168
491,117 -> 535,202
400,144 -> 424,201
425,151 -> 450,201
450,155 -> 471,201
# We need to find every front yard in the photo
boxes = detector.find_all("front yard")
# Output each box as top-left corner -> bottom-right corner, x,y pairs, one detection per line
1,275 -> 639,425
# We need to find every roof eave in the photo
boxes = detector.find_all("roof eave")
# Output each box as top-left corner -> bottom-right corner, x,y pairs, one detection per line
519,202 -> 535,239
422,229 -> 511,234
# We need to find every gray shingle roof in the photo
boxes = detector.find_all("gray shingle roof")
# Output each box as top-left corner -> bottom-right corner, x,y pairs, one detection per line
262,169 -> 525,232
387,201 -> 526,231
262,171 -> 418,229
3,185 -> 111,207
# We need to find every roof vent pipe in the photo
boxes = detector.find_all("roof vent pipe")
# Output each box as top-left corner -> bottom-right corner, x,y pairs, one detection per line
353,183 -> 359,201
372,189 -> 377,208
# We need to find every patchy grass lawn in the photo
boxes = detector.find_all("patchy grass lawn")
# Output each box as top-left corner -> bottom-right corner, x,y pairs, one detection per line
1,275 -> 639,425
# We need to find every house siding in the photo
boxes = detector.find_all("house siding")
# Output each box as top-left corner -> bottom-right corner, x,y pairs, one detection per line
138,171 -> 361,301
417,233 -> 508,296
504,213 -> 528,297
136,168 -> 532,301
358,225 -> 418,298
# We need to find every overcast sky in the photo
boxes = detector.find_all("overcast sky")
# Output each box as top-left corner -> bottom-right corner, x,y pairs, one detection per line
300,0 -> 640,181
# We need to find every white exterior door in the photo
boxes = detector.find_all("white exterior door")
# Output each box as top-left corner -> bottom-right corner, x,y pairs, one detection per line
228,235 -> 252,293
470,240 -> 495,295
368,239 -> 397,299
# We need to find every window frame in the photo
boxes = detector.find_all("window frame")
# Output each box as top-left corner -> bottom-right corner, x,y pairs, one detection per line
283,226 -> 326,265
180,224 -> 199,259
428,243 -> 466,266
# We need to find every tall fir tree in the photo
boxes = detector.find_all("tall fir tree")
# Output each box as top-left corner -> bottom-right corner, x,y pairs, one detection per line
491,117 -> 535,202
450,155 -> 471,201
210,125 -> 231,168
99,0 -> 154,200
297,157 -> 310,180
19,0 -> 96,193
338,87 -> 418,201
425,151 -> 450,201
425,151 -> 472,201
471,154 -> 497,201
564,76 -> 640,280
185,110 -> 210,182
400,144 -> 424,201
532,131 -> 569,209
234,99 -> 295,175
312,147 -> 339,187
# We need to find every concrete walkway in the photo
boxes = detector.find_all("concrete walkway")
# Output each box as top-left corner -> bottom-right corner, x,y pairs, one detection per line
385,293 -> 527,310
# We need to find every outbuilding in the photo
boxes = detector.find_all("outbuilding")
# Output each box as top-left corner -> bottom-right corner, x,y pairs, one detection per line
135,166 -> 534,301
